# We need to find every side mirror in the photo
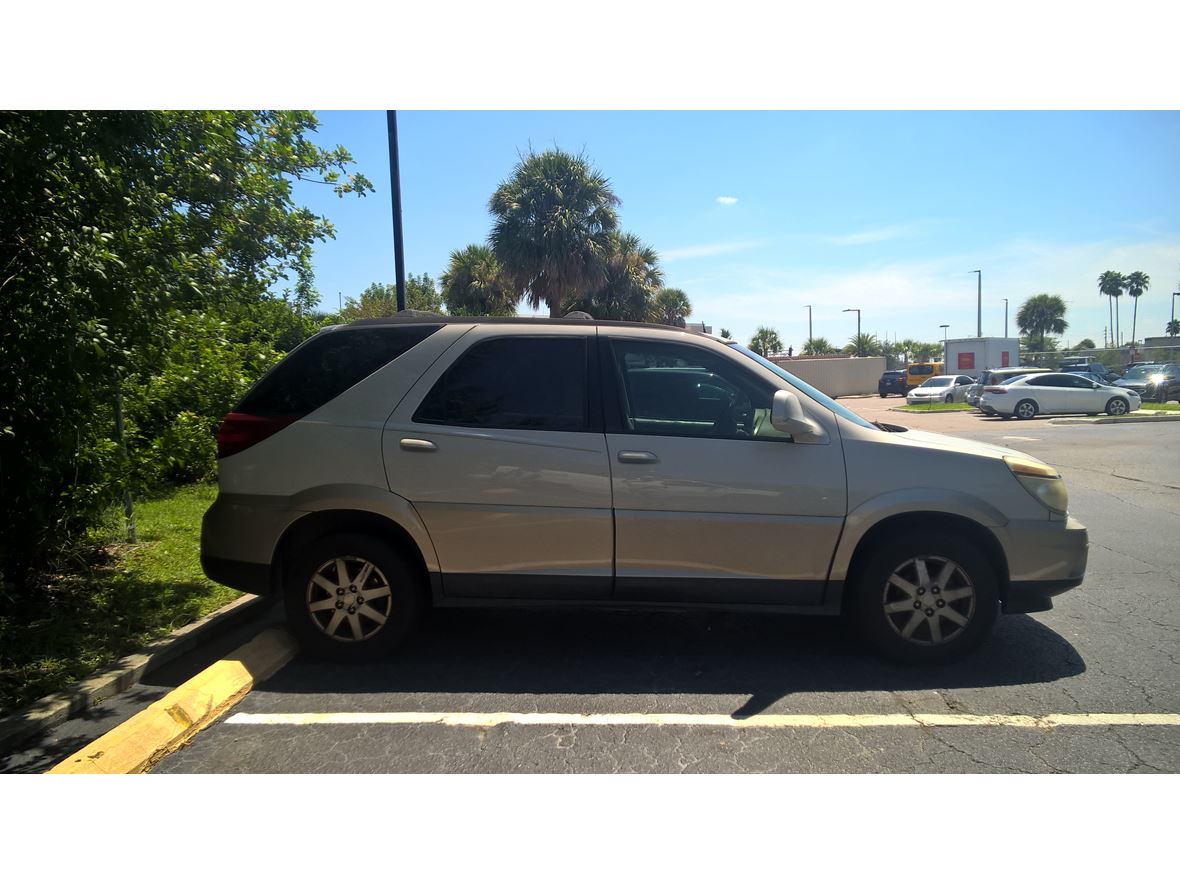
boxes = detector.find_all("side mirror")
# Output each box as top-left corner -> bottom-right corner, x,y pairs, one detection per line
771,390 -> 828,443
1092,382 -> 1100,389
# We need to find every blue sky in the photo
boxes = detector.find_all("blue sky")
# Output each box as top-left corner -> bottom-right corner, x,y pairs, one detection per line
292,111 -> 1180,351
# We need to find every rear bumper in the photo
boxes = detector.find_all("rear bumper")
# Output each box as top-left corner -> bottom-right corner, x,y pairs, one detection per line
997,517 -> 1088,613
201,554 -> 273,595
200,493 -> 304,594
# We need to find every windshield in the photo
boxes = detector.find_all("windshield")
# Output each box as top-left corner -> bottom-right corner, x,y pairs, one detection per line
729,343 -> 876,430
921,378 -> 952,387
1122,365 -> 1162,380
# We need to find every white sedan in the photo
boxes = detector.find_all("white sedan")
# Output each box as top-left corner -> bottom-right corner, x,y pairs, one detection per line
906,374 -> 976,404
979,372 -> 1141,419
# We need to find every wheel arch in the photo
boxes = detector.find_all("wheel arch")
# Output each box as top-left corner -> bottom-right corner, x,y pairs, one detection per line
837,511 -> 1011,614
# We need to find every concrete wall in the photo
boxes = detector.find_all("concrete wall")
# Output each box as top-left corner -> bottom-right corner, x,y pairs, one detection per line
771,355 -> 886,397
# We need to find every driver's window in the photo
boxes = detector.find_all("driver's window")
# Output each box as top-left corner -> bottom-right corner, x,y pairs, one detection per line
608,340 -> 784,440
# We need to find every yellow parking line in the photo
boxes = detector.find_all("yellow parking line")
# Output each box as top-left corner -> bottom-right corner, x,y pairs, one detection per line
225,711 -> 1180,729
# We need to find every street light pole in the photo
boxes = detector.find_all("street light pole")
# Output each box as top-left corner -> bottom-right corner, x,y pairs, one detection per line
969,270 -> 981,337
386,110 -> 407,312
1173,292 -> 1178,323
1003,298 -> 1008,338
804,305 -> 812,342
940,324 -> 950,367
843,308 -> 860,347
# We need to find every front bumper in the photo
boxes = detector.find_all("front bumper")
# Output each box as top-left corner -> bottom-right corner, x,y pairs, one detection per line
996,516 -> 1088,613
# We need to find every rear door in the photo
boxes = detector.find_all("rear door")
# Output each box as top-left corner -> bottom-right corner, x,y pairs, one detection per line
383,326 -> 613,600
601,335 -> 846,606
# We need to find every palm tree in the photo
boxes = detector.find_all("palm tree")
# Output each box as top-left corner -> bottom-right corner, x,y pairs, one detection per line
749,326 -> 784,357
719,327 -> 732,339
1167,319 -> 1180,337
1017,293 -> 1069,354
802,336 -> 836,355
650,288 -> 691,327
1125,271 -> 1150,346
1097,271 -> 1124,346
911,342 -> 943,361
845,333 -> 881,357
440,245 -> 518,316
566,231 -> 662,321
489,149 -> 620,317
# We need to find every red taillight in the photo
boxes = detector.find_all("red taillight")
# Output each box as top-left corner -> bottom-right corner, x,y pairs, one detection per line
216,412 -> 299,459
983,386 -> 1008,394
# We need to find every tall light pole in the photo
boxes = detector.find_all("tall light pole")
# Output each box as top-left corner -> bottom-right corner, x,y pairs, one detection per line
969,270 -> 981,337
1003,298 -> 1009,338
940,324 -> 950,367
1173,292 -> 1179,323
804,305 -> 812,342
386,110 -> 407,312
843,308 -> 860,351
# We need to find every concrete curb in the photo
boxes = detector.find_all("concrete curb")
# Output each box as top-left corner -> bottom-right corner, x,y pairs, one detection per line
1049,413 -> 1180,426
46,627 -> 297,774
0,592 -> 277,757
888,406 -> 975,414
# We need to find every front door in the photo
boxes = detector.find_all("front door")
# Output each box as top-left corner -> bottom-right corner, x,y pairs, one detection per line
601,336 -> 846,606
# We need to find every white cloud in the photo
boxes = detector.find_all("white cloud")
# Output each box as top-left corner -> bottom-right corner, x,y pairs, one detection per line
715,195 -> 738,205
661,239 -> 763,261
822,225 -> 914,246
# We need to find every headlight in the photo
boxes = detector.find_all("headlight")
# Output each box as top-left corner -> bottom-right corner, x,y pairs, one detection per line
1150,373 -> 1164,385
1004,455 -> 1069,515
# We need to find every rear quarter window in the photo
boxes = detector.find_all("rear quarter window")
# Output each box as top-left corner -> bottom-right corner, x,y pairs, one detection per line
237,324 -> 441,416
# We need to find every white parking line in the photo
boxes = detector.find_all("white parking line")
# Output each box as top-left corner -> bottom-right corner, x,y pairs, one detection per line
225,711 -> 1180,729
1002,436 -> 1041,442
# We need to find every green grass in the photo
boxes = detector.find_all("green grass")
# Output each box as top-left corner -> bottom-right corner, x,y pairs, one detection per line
894,402 -> 975,412
0,482 -> 240,717
1136,402 -> 1180,411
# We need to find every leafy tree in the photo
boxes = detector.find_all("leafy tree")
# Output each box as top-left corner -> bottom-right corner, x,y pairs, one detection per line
566,232 -> 662,321
1075,338 -> 1097,350
339,276 -> 443,320
802,337 -> 836,355
1168,319 -> 1180,337
911,342 -> 944,361
650,287 -> 691,327
749,326 -> 784,357
1097,271 -> 1124,346
0,110 -> 370,587
845,333 -> 882,357
1020,335 -> 1059,354
896,338 -> 921,363
1125,271 -> 1150,345
440,245 -> 518,317
719,328 -> 732,339
1017,293 -> 1069,355
489,148 -> 620,318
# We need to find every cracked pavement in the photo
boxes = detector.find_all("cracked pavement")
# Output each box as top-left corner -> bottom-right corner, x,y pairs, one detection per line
91,411 -> 1180,772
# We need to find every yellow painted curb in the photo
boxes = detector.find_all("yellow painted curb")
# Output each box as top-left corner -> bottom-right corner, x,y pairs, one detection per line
46,627 -> 297,774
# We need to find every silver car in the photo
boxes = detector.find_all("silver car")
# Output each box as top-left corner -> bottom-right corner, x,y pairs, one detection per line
202,316 -> 1088,665
906,374 -> 975,405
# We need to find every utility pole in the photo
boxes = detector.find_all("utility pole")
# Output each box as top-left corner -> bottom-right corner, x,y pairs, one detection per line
386,111 -> 407,312
804,305 -> 812,342
843,308 -> 861,344
969,270 -> 981,337
940,324 -> 950,368
1003,298 -> 1008,338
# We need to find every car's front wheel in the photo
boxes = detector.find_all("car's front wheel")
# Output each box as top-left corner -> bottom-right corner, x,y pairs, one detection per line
284,533 -> 426,662
1105,397 -> 1129,416
854,533 -> 999,664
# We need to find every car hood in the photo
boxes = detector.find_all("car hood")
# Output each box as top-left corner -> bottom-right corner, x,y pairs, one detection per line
887,426 -> 1036,462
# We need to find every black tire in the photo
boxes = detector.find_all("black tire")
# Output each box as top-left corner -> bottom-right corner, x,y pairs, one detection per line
1014,399 -> 1038,420
1158,387 -> 1169,404
1105,397 -> 1129,416
880,393 -> 887,398
944,393 -> 953,404
284,533 -> 426,662
853,532 -> 1000,664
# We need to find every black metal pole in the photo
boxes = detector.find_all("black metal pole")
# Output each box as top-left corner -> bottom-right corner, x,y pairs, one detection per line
387,110 -> 407,312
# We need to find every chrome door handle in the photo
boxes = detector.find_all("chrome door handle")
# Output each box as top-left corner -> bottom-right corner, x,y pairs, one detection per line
400,438 -> 437,452
617,450 -> 658,464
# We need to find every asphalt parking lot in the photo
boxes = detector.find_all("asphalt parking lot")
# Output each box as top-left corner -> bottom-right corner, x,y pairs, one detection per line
15,398 -> 1180,774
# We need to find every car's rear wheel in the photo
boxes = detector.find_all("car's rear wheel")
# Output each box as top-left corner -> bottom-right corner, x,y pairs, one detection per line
1158,388 -> 1169,404
284,533 -> 426,662
1105,397 -> 1129,416
1015,399 -> 1038,420
854,533 -> 999,664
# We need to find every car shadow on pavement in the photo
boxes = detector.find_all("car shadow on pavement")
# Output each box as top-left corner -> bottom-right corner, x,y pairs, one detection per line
245,608 -> 1085,720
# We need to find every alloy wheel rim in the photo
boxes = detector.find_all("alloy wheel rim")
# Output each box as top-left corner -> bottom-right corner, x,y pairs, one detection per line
1018,402 -> 1035,418
305,556 -> 394,642
882,555 -> 976,646
1111,399 -> 1127,414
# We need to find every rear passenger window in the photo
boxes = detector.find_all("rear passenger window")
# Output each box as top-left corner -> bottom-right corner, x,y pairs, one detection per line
414,337 -> 588,431
237,324 -> 441,416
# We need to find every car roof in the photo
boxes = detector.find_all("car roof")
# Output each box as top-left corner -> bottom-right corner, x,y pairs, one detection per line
345,314 -> 699,334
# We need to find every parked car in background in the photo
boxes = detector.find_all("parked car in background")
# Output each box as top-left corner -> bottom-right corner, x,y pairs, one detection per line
967,366 -> 1051,410
1066,372 -> 1107,385
878,369 -> 908,397
1057,358 -> 1120,383
905,361 -> 944,390
202,315 -> 1087,665
906,374 -> 975,405
979,372 -> 1141,419
1116,364 -> 1180,404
